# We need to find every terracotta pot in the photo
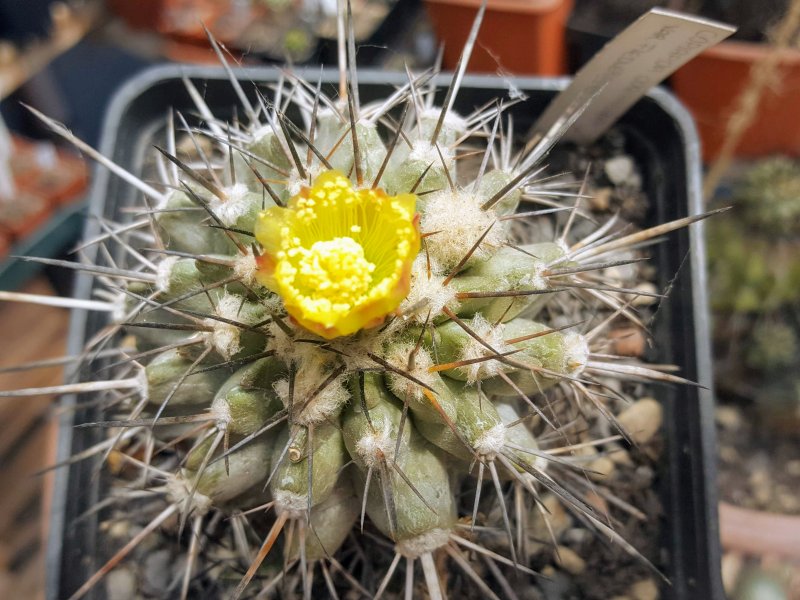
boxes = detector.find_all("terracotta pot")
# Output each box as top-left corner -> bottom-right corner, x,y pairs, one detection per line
0,230 -> 9,259
719,502 -> 800,560
424,0 -> 573,75
672,41 -> 800,162
0,194 -> 53,241
107,0 -> 166,30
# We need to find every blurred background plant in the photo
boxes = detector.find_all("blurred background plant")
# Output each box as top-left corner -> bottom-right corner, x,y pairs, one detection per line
708,156 -> 800,427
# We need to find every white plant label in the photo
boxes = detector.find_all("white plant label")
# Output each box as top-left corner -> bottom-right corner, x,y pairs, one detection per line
532,8 -> 735,144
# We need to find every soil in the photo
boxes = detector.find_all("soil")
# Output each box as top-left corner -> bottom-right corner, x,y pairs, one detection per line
716,400 -> 800,515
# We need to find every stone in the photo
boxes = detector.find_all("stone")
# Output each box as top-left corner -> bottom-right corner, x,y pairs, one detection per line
719,445 -> 740,463
528,493 -> 571,552
554,546 -> 586,575
609,327 -> 646,357
721,552 -> 744,596
631,283 -> 658,306
144,549 -> 172,592
786,459 -> 800,476
716,405 -> 743,432
605,156 -> 635,186
628,578 -> 659,600
749,468 -> 772,505
563,527 -> 590,545
591,187 -> 613,211
106,568 -> 136,600
618,398 -> 663,445
584,490 -> 609,514
608,443 -> 634,466
588,456 -> 616,482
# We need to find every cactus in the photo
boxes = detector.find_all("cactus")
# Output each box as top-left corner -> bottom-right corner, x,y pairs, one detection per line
707,157 -> 800,427
0,8 -> 716,599
708,157 -> 800,314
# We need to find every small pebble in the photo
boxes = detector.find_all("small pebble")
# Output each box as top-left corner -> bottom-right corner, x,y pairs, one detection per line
635,465 -> 655,485
749,468 -> 772,505
609,327 -> 646,357
786,460 -> 800,477
563,527 -> 590,545
618,398 -> 663,444
716,406 -> 742,432
540,494 -> 571,536
628,578 -> 659,600
106,568 -> 136,600
144,549 -> 172,592
608,443 -> 634,466
106,520 -> 130,540
721,552 -> 744,596
719,444 -> 740,463
631,283 -> 658,306
554,546 -> 586,575
591,187 -> 613,211
605,156 -> 635,185
584,490 -> 609,514
776,486 -> 800,512
539,568 -> 575,599
588,456 -> 616,481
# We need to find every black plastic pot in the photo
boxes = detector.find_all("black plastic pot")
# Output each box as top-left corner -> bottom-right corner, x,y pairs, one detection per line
47,65 -> 722,600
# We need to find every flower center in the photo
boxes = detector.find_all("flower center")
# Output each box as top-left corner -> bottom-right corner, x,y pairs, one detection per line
255,170 -> 420,338
294,237 -> 376,310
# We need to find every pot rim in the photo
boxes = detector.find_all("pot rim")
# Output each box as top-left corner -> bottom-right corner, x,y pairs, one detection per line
47,64 -> 722,600
697,39 -> 800,63
424,0 -> 567,14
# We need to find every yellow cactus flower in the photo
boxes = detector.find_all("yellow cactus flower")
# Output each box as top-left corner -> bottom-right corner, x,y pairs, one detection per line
254,170 -> 420,339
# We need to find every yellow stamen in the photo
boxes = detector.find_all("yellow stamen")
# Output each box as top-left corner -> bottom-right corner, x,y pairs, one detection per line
254,170 -> 420,339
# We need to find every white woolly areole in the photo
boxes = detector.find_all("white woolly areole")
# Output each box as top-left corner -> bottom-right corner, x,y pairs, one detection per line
111,292 -> 128,323
136,368 -> 150,403
395,528 -> 451,558
399,256 -> 458,323
274,489 -> 308,519
384,342 -> 436,402
564,331 -> 589,375
272,357 -> 349,425
329,332 -> 382,374
210,396 -> 231,430
356,424 -> 395,468
474,423 -> 506,459
233,249 -> 258,287
420,107 -> 467,136
530,260 -> 549,291
460,314 -> 511,384
166,476 -> 212,516
286,164 -> 324,197
266,321 -> 298,362
209,183 -> 252,227
204,293 -> 245,359
421,189 -> 506,270
250,124 -> 273,141
409,140 -> 453,167
155,256 -> 180,293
